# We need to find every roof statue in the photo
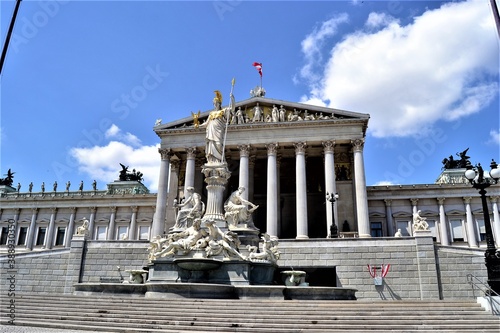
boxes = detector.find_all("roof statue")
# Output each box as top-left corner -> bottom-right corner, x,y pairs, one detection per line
0,169 -> 15,186
441,148 -> 470,169
118,163 -> 144,182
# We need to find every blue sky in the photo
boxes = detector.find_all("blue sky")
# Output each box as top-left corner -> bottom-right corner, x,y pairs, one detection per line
1,0 -> 499,192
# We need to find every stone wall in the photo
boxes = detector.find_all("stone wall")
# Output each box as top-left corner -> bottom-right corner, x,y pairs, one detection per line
435,246 -> 487,298
0,236 -> 488,300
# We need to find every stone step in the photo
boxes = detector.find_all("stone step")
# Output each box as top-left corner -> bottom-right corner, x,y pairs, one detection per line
3,293 -> 498,332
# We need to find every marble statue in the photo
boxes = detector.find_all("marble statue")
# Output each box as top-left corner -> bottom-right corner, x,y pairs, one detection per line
252,103 -> 263,122
200,90 -> 234,164
204,219 -> 246,260
155,219 -> 207,258
154,119 -> 162,126
412,210 -> 429,231
235,107 -> 244,124
171,187 -> 205,230
76,218 -> 90,236
53,181 -> 57,192
224,187 -> 259,229
271,105 -> 279,122
247,233 -> 281,264
394,229 -> 403,237
28,182 -> 33,193
65,181 -> 71,191
279,105 -> 286,122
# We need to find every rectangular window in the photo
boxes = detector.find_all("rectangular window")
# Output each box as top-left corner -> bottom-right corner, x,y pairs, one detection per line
96,226 -> 107,240
117,226 -> 128,240
36,227 -> 46,246
427,220 -> 437,241
450,219 -> 464,241
55,227 -> 66,246
17,227 -> 28,245
139,226 -> 150,240
477,219 -> 486,241
0,227 -> 8,245
370,222 -> 383,237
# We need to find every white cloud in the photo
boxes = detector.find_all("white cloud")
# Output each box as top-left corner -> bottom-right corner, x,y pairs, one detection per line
105,123 -> 142,147
488,129 -> 500,145
70,126 -> 160,191
299,0 -> 499,138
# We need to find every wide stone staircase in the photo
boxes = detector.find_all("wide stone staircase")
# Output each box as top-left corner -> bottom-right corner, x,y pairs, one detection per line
1,293 -> 499,332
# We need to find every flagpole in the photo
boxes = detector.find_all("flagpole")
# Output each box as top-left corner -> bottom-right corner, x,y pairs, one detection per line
221,78 -> 235,164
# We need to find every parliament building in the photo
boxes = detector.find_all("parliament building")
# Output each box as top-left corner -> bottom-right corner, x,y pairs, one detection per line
1,89 -> 499,300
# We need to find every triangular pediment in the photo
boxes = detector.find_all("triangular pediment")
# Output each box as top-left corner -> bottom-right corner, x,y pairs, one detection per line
155,96 -> 369,132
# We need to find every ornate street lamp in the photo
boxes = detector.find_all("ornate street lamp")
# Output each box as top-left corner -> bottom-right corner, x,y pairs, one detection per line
326,192 -> 339,238
464,159 -> 500,294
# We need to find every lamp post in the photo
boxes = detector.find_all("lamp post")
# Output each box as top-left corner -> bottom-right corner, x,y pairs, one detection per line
464,159 -> 500,294
326,192 -> 339,238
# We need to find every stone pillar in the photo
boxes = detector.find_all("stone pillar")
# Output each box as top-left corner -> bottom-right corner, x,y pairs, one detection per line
46,207 -> 57,249
384,199 -> 394,236
166,159 -> 180,231
152,148 -> 172,237
88,207 -> 97,239
25,208 -> 38,250
129,206 -> 138,240
65,235 -> 88,294
194,158 -> 204,194
202,163 -> 231,227
12,208 -> 19,243
294,142 -> 308,239
352,139 -> 370,238
238,144 -> 251,201
464,197 -> 478,247
323,141 -> 336,235
277,154 -> 282,236
248,156 -> 256,202
437,198 -> 449,246
491,196 -> 500,247
266,143 -> 279,237
65,207 -> 76,248
184,147 -> 197,193
107,206 -> 117,240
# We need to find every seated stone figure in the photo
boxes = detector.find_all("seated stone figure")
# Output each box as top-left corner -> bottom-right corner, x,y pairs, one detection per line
412,210 -> 429,232
155,219 -> 207,258
171,187 -> 205,230
76,218 -> 89,236
224,187 -> 258,229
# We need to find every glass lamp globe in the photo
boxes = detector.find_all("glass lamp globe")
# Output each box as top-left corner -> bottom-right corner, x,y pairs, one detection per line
490,167 -> 500,180
464,169 -> 476,181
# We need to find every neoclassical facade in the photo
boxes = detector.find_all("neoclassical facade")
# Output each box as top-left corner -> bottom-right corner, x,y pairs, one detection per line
152,96 -> 371,239
1,94 -> 499,252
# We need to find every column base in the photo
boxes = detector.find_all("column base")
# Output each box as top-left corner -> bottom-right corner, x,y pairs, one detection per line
295,235 -> 309,240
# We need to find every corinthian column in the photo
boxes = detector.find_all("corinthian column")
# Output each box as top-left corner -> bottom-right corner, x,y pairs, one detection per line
238,144 -> 251,200
46,207 -> 57,249
437,198 -> 449,246
352,139 -> 370,238
266,143 -> 279,237
152,148 -> 172,237
464,197 -> 478,247
323,140 -> 336,235
184,147 -> 197,193
295,142 -> 308,239
26,208 -> 38,250
491,196 -> 500,247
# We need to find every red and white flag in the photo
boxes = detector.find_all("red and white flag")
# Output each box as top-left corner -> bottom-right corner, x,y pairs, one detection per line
252,62 -> 262,77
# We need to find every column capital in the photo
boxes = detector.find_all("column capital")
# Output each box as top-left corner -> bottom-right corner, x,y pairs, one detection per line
410,198 -> 419,206
238,144 -> 252,157
351,139 -> 365,152
90,206 -> 97,213
437,197 -> 446,205
266,143 -> 279,155
158,148 -> 173,160
50,207 -> 58,213
462,196 -> 472,204
383,199 -> 392,206
131,206 -> 138,213
490,196 -> 499,203
32,208 -> 38,214
186,147 -> 197,159
13,208 -> 20,214
170,159 -> 181,171
294,142 -> 307,154
110,206 -> 117,213
249,156 -> 256,168
322,140 -> 336,153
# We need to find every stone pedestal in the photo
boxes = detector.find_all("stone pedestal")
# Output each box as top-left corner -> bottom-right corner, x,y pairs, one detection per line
106,180 -> 149,195
201,163 -> 231,228
413,229 -> 432,237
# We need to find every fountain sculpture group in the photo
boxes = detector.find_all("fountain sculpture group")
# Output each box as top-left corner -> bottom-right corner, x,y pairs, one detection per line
74,86 -> 357,300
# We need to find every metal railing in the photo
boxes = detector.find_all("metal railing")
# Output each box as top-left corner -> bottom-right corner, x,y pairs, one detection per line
467,273 -> 500,316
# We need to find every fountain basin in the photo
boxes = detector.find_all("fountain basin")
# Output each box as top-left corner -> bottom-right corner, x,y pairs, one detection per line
174,258 -> 223,271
